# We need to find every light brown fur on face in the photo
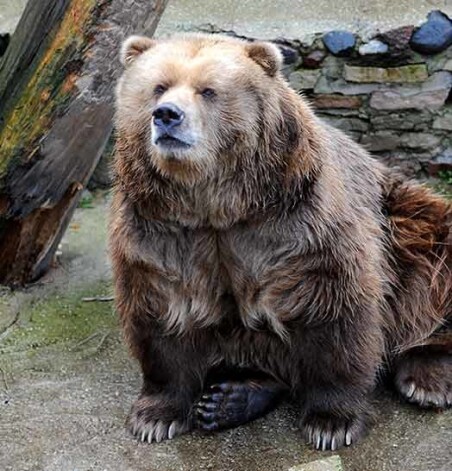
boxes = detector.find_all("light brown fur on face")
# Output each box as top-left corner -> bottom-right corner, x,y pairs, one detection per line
115,34 -> 300,185
110,33 -> 451,449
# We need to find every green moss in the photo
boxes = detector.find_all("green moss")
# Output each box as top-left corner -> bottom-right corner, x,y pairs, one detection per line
0,281 -> 116,354
78,192 -> 94,209
427,177 -> 452,200
438,170 -> 452,186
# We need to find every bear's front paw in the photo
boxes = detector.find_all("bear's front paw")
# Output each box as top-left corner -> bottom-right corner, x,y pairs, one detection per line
300,412 -> 367,451
131,418 -> 188,443
128,394 -> 190,443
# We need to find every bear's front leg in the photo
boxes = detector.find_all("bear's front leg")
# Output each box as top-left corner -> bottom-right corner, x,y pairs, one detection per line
126,325 -> 211,443
297,308 -> 383,451
116,275 -> 212,444
110,207 -> 224,443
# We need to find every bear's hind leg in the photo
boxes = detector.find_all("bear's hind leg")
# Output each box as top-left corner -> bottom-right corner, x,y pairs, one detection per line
194,369 -> 286,431
394,334 -> 452,408
382,176 -> 452,409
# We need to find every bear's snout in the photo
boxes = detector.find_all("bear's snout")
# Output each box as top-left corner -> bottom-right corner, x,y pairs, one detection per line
153,103 -> 185,130
151,102 -> 194,153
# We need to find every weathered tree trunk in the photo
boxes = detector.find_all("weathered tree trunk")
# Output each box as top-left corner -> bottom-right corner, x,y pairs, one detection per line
0,0 -> 168,286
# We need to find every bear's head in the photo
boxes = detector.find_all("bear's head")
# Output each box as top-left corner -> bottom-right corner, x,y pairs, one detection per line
115,34 -> 311,185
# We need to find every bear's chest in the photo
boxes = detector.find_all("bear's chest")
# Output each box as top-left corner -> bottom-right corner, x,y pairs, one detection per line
217,224 -> 307,337
140,218 -> 307,336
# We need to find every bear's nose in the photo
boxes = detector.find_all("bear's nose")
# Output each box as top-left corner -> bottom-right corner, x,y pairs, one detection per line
152,103 -> 184,129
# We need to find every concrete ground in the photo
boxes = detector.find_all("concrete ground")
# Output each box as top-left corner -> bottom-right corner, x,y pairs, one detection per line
156,0 -> 452,40
3,1 -> 452,38
0,0 -> 27,33
1,193 -> 451,471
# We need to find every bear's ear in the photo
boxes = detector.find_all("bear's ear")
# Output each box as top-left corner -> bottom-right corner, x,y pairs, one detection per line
120,35 -> 157,67
245,41 -> 283,77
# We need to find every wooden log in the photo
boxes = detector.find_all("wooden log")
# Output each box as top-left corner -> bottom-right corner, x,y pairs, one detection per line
0,0 -> 168,286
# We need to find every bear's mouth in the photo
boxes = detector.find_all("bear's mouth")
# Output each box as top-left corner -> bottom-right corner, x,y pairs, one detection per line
155,134 -> 191,151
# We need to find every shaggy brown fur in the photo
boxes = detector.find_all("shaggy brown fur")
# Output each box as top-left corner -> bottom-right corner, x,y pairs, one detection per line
110,33 -> 452,449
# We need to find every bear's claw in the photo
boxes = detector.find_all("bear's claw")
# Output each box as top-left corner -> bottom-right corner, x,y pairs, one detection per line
301,413 -> 367,451
398,381 -> 452,408
395,353 -> 452,409
131,418 -> 188,443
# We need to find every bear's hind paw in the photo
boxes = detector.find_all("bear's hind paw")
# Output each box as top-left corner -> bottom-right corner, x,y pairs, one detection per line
394,353 -> 452,409
400,382 -> 452,408
194,379 -> 284,431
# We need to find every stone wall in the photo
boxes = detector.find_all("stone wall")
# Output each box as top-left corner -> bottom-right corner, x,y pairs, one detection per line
206,10 -> 451,178
274,10 -> 452,177
86,9 -> 452,187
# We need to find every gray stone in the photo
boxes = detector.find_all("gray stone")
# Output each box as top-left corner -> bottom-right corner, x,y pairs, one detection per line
313,94 -> 363,109
322,30 -> 356,56
347,131 -> 364,142
322,56 -> 344,79
322,116 -> 369,132
399,132 -> 442,151
298,34 -> 319,49
371,112 -> 433,130
433,111 -> 452,131
289,69 -> 321,90
428,147 -> 452,176
281,65 -> 296,81
288,456 -> 343,471
425,48 -> 452,73
370,71 -> 452,110
315,76 -> 383,95
361,132 -> 400,151
317,109 -> 361,117
359,39 -> 389,55
344,64 -> 428,83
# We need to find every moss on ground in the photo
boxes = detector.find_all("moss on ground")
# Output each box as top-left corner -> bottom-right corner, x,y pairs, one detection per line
426,179 -> 452,200
0,280 -> 116,355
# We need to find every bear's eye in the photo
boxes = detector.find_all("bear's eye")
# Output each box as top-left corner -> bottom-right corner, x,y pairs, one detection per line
154,84 -> 167,96
201,88 -> 216,99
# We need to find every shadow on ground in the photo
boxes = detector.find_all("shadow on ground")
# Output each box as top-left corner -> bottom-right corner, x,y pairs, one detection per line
1,193 -> 451,471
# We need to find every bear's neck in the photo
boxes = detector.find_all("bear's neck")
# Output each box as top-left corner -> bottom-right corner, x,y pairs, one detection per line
114,146 -> 319,229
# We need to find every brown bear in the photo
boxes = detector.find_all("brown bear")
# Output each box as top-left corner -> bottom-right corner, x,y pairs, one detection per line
110,33 -> 452,450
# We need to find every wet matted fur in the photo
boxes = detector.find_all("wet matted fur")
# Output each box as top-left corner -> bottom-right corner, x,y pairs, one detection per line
110,33 -> 452,449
